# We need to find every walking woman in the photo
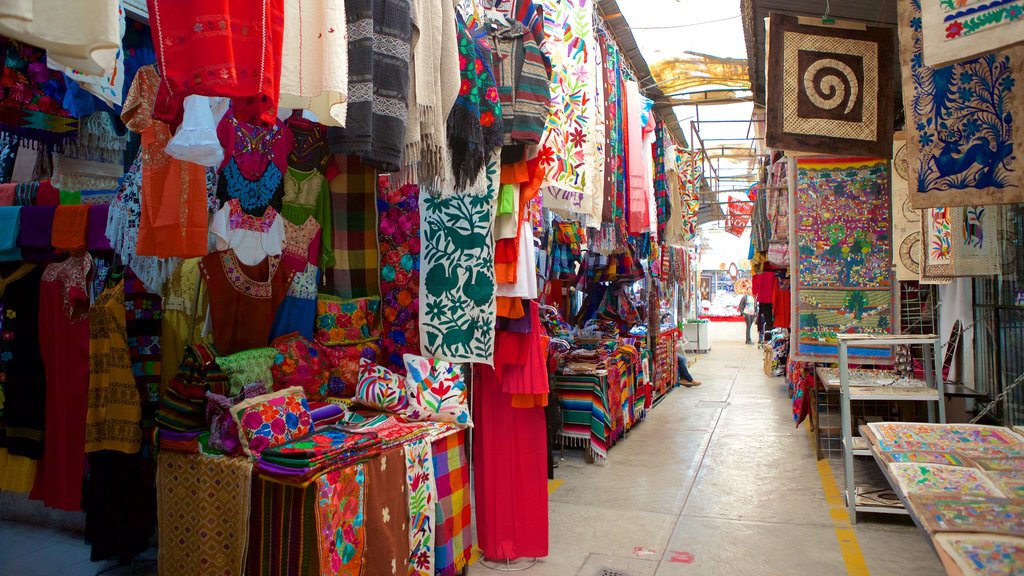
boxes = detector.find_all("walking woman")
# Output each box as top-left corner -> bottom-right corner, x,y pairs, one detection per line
738,292 -> 756,345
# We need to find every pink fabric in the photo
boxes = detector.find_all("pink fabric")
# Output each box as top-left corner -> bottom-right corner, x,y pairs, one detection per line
752,271 -> 777,304
0,183 -> 16,206
472,306 -> 549,561
624,80 -> 649,235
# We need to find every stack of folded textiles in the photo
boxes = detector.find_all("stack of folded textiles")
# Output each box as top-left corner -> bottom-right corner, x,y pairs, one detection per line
257,426 -> 383,481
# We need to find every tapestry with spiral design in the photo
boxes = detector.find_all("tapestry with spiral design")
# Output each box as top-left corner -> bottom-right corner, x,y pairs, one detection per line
766,13 -> 895,158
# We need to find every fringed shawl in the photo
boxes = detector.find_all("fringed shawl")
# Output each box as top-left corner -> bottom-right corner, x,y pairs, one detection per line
328,0 -> 414,173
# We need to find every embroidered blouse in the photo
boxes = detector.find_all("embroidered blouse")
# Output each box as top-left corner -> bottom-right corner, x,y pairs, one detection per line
40,253 -> 93,322
281,215 -> 322,274
199,251 -> 294,356
217,111 -> 294,181
286,116 -> 333,173
282,167 -> 334,269
211,199 -> 285,266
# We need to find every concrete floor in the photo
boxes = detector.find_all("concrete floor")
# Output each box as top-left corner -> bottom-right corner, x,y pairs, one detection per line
468,322 -> 945,576
0,322 -> 945,575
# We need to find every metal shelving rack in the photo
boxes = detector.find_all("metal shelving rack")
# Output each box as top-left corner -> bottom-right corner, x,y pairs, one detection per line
838,334 -> 946,524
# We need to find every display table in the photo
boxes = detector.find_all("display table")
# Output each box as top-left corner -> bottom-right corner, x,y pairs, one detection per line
682,320 -> 710,353
156,428 -> 471,576
861,422 -> 1024,575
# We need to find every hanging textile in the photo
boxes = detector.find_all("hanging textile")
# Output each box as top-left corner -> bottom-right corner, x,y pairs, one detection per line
313,464 -> 365,576
328,0 -> 413,172
446,14 -> 498,191
0,264 -> 45,459
538,0 -> 599,220
419,162 -> 498,365
148,0 -> 286,126
0,38 -> 78,148
247,474 -> 319,576
157,452 -> 252,575
279,0 -> 349,127
431,431 -> 472,576
38,254 -> 92,511
377,181 -> 421,373
363,448 -> 411,576
473,362 -> 548,560
404,438 -> 437,576
898,0 -> 1024,208
653,123 -> 670,239
920,206 -> 1003,279
123,65 -> 208,259
328,155 -> 380,299
85,281 -> 142,454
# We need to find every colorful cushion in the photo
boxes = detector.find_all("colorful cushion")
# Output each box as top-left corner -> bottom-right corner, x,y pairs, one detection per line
231,387 -> 314,458
315,295 -> 382,345
322,341 -> 381,397
270,332 -> 328,401
402,354 -> 472,426
354,358 -> 408,413
216,347 -> 278,396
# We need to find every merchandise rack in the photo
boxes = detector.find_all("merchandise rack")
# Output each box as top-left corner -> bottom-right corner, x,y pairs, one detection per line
837,334 -> 946,524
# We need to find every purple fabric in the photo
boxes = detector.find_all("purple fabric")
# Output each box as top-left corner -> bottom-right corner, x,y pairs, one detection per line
311,404 -> 345,423
159,430 -> 202,442
86,204 -> 111,250
17,205 -> 56,261
255,460 -> 314,477
497,311 -> 532,334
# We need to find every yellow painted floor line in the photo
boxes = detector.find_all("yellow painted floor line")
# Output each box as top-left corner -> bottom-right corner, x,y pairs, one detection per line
810,427 -> 871,576
548,478 -> 564,495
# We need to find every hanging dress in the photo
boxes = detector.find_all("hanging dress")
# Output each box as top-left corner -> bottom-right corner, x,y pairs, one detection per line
278,0 -> 349,126
0,264 -> 44,492
286,116 -> 333,173
472,308 -> 549,560
85,281 -> 141,454
216,111 -> 294,216
123,65 -> 208,258
37,254 -> 92,511
199,251 -> 295,356
280,216 -> 321,274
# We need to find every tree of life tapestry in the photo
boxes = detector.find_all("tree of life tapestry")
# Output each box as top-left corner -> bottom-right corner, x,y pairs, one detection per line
899,0 -> 1024,208
419,162 -> 498,365
791,157 -> 895,363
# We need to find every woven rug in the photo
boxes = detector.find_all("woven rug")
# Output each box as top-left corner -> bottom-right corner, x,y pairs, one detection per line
766,13 -> 895,157
404,439 -> 437,576
363,448 -> 411,576
431,432 -> 473,576
246,475 -> 319,576
157,452 -> 252,576
552,373 -> 611,460
328,155 -> 380,299
899,0 -> 1024,208
376,181 -> 421,373
419,162 -> 497,364
791,157 -> 895,363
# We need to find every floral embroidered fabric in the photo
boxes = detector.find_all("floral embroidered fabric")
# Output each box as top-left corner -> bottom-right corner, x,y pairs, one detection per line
41,253 -> 92,321
322,342 -> 381,397
377,183 -> 420,373
217,347 -> 278,396
228,199 -> 278,233
231,386 -> 314,458
221,251 -> 282,299
315,295 -> 382,346
221,158 -> 284,213
403,355 -> 471,426
282,216 -> 322,273
355,358 -> 409,413
270,333 -> 328,401
315,465 -> 366,576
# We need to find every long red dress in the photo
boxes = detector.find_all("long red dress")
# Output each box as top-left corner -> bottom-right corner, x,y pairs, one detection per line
473,310 -> 549,560
36,254 -> 92,511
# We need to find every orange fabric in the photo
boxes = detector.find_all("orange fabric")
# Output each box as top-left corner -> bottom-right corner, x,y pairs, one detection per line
124,66 -> 208,259
496,159 -> 546,287
500,161 -> 529,184
496,297 -> 525,319
511,394 -> 547,408
51,205 -> 89,253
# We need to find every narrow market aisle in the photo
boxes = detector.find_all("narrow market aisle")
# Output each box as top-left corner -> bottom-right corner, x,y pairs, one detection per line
470,322 -> 943,576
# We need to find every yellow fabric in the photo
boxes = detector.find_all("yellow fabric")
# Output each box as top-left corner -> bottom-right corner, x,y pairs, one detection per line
0,448 -> 36,492
85,281 -> 141,454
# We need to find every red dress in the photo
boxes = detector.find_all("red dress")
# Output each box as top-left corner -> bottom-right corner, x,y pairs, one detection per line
473,311 -> 549,560
36,255 -> 92,512
148,0 -> 285,126
199,250 -> 294,356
